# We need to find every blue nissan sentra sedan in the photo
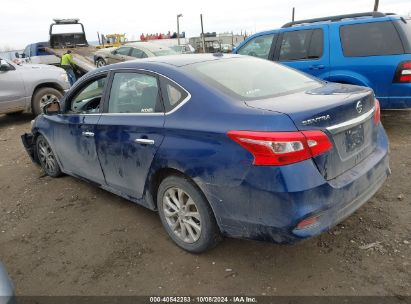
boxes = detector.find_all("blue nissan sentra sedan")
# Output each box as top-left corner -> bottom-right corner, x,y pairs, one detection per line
21,54 -> 390,253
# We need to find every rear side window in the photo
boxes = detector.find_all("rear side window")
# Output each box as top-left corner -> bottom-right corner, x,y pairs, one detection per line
160,78 -> 188,112
130,48 -> 148,58
115,47 -> 131,56
108,72 -> 162,113
279,29 -> 323,61
394,19 -> 411,53
237,34 -> 275,59
340,21 -> 404,57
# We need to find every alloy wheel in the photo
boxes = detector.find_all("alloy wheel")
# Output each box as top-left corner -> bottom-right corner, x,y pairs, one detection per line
96,60 -> 106,67
39,94 -> 59,112
37,138 -> 58,174
162,187 -> 202,243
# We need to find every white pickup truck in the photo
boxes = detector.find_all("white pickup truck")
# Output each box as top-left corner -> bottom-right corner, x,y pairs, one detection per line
0,58 -> 70,116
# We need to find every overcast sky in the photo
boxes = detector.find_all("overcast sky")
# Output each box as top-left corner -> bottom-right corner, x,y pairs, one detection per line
1,0 -> 410,50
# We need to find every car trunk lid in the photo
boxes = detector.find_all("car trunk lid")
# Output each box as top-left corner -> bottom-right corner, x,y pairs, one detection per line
245,82 -> 378,180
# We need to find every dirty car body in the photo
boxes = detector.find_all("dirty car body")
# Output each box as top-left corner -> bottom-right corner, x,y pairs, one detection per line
22,54 -> 390,248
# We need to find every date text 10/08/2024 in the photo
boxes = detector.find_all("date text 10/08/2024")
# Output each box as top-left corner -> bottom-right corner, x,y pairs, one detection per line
149,296 -> 258,303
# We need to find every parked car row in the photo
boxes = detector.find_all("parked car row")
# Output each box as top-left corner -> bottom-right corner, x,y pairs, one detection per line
2,12 -> 409,118
234,12 -> 411,109
93,42 -> 178,67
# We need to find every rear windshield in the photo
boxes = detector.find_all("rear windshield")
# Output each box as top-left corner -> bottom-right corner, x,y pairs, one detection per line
183,57 -> 321,100
394,19 -> 411,53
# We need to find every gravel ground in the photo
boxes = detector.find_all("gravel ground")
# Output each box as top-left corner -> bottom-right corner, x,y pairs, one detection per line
0,111 -> 410,296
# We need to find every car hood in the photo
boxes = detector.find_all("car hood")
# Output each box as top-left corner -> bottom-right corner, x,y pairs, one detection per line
14,63 -> 62,71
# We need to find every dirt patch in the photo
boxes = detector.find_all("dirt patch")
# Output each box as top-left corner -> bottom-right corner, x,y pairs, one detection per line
0,112 -> 410,296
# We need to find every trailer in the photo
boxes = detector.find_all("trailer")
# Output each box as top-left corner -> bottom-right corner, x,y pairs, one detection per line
45,18 -> 96,74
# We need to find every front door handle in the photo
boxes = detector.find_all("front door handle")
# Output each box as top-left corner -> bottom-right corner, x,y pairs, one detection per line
135,138 -> 155,145
82,131 -> 95,137
309,64 -> 325,70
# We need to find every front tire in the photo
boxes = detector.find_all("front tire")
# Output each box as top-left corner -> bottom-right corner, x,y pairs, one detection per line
157,175 -> 221,253
95,58 -> 106,67
36,135 -> 62,177
32,87 -> 63,116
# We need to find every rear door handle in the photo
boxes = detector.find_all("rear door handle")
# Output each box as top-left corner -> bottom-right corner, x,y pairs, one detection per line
135,138 -> 155,145
309,64 -> 325,70
82,131 -> 95,137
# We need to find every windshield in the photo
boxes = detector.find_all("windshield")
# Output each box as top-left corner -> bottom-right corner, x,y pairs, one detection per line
153,49 -> 178,56
395,18 -> 411,53
183,56 -> 322,100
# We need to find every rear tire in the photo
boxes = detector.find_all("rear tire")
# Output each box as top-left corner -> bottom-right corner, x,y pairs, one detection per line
96,58 -> 106,68
157,175 -> 221,253
36,135 -> 62,177
32,87 -> 63,116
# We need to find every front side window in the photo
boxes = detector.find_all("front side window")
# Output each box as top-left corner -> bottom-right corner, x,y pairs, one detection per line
69,76 -> 107,114
108,72 -> 162,113
183,57 -> 321,100
115,47 -> 131,56
237,34 -> 275,59
130,48 -> 148,59
340,21 -> 404,57
279,29 -> 323,61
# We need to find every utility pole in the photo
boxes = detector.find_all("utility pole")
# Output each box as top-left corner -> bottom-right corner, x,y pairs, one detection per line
200,14 -> 206,53
177,14 -> 183,45
292,7 -> 295,22
373,0 -> 379,11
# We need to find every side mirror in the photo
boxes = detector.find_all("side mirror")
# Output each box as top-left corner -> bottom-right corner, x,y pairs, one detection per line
0,60 -> 10,71
43,101 -> 61,115
111,50 -> 117,55
21,53 -> 26,58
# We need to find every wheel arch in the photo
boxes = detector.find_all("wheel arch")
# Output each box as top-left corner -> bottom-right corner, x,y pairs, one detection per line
146,167 -> 221,227
31,83 -> 65,112
326,71 -> 371,88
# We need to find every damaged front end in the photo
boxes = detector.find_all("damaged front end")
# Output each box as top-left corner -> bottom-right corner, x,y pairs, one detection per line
21,133 -> 39,164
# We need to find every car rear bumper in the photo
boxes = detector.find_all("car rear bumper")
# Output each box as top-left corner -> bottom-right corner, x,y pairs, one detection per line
380,83 -> 411,109
379,96 -> 411,109
201,124 -> 390,243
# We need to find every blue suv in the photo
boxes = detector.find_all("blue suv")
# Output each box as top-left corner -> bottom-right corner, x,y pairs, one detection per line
234,12 -> 411,109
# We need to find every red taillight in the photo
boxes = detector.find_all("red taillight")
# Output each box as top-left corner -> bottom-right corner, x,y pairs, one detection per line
374,98 -> 381,124
394,61 -> 411,83
227,130 -> 333,166
295,215 -> 321,230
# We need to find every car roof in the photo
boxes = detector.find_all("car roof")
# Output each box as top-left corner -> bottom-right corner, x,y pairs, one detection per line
282,12 -> 402,28
96,53 -> 243,71
123,41 -> 173,51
